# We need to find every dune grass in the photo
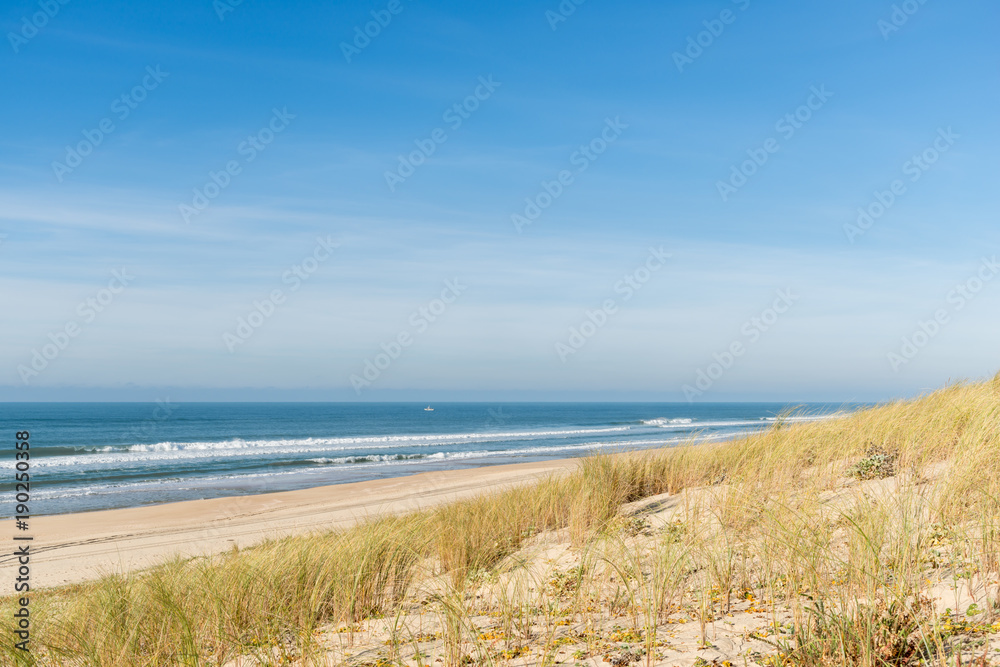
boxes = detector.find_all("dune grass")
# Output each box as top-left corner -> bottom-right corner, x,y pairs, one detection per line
4,375 -> 1000,666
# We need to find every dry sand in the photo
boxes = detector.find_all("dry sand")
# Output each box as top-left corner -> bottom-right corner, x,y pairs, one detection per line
302,482 -> 1000,667
0,459 -> 579,588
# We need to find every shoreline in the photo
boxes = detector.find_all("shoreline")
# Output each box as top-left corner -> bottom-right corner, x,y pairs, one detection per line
0,457 -> 580,589
5,402 -> 852,517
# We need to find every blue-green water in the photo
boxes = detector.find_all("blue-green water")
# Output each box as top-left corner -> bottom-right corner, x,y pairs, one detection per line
0,402 -> 859,516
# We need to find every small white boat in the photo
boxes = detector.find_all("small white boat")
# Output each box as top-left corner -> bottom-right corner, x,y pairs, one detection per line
424,406 -> 434,411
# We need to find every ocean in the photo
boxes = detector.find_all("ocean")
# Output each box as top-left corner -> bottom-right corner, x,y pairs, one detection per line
0,402 -> 859,516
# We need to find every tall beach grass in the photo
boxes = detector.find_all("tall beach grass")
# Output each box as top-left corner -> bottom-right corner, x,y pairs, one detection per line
4,375 -> 1000,665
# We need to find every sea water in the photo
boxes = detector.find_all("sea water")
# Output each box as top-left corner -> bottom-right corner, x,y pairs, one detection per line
0,402 -> 860,516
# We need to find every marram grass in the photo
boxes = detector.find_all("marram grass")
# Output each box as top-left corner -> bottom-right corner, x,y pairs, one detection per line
3,374 -> 1000,666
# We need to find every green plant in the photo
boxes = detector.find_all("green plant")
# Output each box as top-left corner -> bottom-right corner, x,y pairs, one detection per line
848,445 -> 898,481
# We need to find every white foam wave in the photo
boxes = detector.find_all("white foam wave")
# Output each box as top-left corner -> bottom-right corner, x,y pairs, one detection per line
4,426 -> 635,469
23,433 -> 743,504
124,426 -> 632,453
306,453 -> 430,465
643,414 -> 839,429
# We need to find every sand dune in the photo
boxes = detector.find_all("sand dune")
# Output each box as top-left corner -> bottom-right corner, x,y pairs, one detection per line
1,459 -> 578,588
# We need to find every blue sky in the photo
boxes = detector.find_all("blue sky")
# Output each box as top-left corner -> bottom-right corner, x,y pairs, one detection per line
1,0 -> 998,401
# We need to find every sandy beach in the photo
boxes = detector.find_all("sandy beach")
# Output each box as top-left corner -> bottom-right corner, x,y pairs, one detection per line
1,458 -> 578,588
